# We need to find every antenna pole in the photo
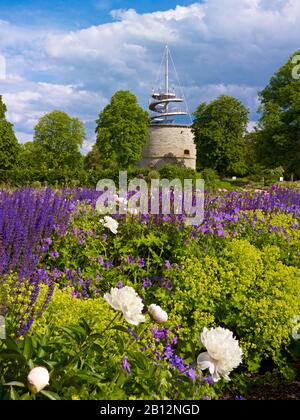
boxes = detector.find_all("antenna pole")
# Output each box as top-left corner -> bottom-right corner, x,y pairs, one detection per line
165,45 -> 169,122
165,45 -> 169,95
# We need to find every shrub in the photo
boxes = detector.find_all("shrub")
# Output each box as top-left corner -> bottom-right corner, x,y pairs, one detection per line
159,164 -> 198,182
202,168 -> 219,184
149,239 -> 300,374
31,181 -> 42,189
147,169 -> 160,181
31,286 -> 115,335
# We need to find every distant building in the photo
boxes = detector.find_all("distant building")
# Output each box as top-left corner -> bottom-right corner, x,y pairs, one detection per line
140,46 -> 196,170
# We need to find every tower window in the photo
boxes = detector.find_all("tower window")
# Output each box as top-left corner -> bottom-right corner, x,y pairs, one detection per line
184,150 -> 190,156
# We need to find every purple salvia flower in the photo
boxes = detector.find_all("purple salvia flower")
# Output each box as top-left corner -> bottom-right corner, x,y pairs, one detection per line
122,356 -> 131,375
128,328 -> 139,340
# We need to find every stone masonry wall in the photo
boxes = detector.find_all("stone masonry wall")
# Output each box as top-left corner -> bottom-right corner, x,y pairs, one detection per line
140,125 -> 197,170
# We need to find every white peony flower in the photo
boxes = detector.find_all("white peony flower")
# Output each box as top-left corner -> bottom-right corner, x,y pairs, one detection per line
104,286 -> 145,325
101,216 -> 119,234
148,304 -> 168,324
27,367 -> 50,394
197,327 -> 243,382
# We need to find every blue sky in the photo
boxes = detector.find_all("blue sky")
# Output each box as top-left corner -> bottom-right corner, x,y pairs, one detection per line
0,0 -> 299,153
0,0 -> 197,28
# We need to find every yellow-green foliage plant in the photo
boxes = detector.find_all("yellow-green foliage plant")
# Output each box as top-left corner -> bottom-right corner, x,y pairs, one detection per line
153,239 -> 300,374
32,286 -> 115,335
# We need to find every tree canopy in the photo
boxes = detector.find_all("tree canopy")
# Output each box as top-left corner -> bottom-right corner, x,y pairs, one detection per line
0,95 -> 20,170
95,90 -> 149,169
256,50 -> 300,177
34,110 -> 85,171
192,95 -> 249,176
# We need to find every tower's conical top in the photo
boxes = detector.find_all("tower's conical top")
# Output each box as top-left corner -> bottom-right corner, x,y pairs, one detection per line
149,45 -> 188,124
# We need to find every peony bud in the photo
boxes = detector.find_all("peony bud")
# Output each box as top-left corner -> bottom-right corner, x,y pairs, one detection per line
148,304 -> 168,324
27,366 -> 50,394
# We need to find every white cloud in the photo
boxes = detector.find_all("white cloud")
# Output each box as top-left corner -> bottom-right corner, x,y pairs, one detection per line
2,78 -> 106,146
1,0 -> 300,152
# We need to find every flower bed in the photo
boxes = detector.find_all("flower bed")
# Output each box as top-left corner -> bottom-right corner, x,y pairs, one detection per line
1,186 -> 300,400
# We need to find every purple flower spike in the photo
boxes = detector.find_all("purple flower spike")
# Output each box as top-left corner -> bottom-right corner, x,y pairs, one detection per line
122,356 -> 131,375
128,328 -> 139,340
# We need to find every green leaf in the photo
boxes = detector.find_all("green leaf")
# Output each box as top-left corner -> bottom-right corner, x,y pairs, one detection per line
5,337 -> 21,353
131,352 -> 150,370
40,390 -> 61,400
0,352 -> 25,361
23,336 -> 34,361
112,325 -> 129,334
79,318 -> 91,335
20,393 -> 32,400
28,359 -> 35,370
10,387 -> 19,400
5,382 -> 25,387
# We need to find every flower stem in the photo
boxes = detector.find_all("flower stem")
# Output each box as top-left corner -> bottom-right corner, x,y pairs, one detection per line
98,312 -> 122,337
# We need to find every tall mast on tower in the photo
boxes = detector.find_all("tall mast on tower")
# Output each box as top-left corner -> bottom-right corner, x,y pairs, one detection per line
149,45 -> 188,125
165,45 -> 169,95
165,45 -> 169,122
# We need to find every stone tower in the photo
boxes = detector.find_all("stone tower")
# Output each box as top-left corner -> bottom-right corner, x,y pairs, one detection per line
140,46 -> 196,170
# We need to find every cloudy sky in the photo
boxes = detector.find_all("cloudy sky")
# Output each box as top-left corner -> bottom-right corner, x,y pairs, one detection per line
0,0 -> 299,153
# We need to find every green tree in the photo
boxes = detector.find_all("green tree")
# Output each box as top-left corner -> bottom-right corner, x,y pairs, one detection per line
0,95 -> 20,170
18,142 -> 42,169
34,110 -> 85,171
192,95 -> 249,176
257,50 -> 300,177
84,145 -> 102,171
95,91 -> 149,169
